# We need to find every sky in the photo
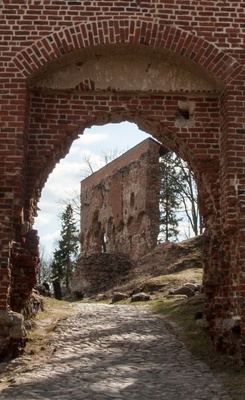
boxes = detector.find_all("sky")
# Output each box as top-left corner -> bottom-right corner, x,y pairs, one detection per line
34,122 -> 150,258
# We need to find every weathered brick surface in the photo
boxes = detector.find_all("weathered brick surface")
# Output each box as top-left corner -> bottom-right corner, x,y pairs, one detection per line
71,252 -> 134,297
80,138 -> 163,259
1,0 -> 245,361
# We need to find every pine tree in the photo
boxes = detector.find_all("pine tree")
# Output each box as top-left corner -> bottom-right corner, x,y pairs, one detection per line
159,152 -> 182,242
51,204 -> 79,288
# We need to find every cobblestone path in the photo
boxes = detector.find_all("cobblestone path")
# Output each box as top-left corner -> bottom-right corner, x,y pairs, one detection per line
1,303 -> 230,400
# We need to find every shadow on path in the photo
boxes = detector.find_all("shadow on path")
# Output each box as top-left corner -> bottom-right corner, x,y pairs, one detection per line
1,303 -> 231,400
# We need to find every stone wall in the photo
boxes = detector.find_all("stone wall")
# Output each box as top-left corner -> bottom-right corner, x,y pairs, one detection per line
80,138 -> 164,260
1,1 -> 245,361
71,252 -> 134,297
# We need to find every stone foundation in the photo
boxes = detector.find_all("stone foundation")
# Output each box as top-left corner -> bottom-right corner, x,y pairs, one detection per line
71,252 -> 134,297
0,311 -> 26,361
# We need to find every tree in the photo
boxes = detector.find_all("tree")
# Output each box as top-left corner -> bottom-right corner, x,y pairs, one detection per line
51,204 -> 79,288
159,152 -> 182,242
174,157 -> 202,236
159,151 -> 201,241
80,148 -> 127,178
38,245 -> 52,284
58,190 -> 81,225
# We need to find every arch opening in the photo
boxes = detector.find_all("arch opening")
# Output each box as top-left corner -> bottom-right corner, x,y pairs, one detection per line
35,120 -> 203,265
6,32 -> 230,361
2,3 -> 245,364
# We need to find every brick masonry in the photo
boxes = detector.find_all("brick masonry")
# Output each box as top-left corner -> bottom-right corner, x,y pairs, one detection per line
80,138 -> 163,260
1,1 -> 245,361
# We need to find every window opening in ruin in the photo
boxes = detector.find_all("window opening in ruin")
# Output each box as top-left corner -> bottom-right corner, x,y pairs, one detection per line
127,216 -> 134,227
177,108 -> 190,120
102,233 -> 107,253
93,210 -> 99,224
175,101 -> 195,127
130,192 -> 135,207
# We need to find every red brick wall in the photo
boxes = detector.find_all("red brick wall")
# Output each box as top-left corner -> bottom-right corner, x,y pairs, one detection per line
27,91 -> 221,195
1,0 -> 245,360
81,137 -> 164,189
80,138 -> 162,259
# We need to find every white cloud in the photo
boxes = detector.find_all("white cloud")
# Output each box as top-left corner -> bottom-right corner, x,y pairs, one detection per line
78,131 -> 109,145
35,212 -> 54,227
38,229 -> 61,257
70,133 -> 108,156
42,229 -> 61,243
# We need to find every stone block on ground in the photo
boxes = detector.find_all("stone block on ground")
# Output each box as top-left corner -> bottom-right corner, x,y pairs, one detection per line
131,292 -> 150,302
112,292 -> 129,303
169,286 -> 195,297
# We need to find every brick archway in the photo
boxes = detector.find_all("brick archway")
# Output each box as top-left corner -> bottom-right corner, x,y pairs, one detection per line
2,6 -> 245,362
11,20 -> 242,84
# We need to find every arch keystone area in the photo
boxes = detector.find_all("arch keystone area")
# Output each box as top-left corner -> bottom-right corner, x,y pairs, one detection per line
12,20 -> 241,86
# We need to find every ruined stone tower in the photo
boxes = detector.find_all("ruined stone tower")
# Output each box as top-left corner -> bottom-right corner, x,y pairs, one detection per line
80,138 -> 163,259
